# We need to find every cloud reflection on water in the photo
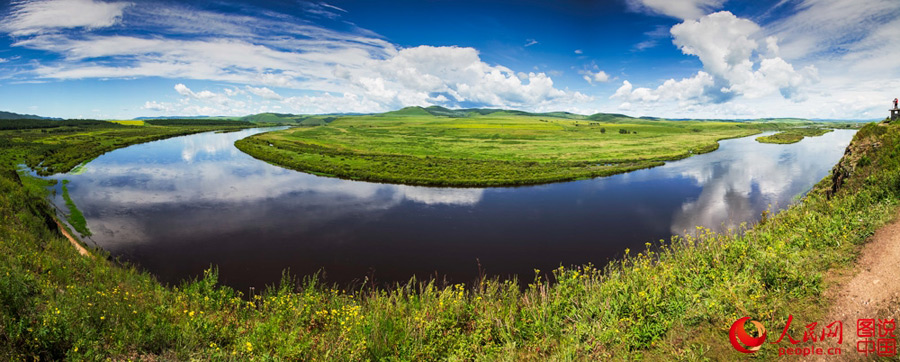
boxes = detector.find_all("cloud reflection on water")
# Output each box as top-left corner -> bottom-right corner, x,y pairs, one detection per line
60,129 -> 486,248
75,163 -> 485,207
667,130 -> 853,234
179,132 -> 242,162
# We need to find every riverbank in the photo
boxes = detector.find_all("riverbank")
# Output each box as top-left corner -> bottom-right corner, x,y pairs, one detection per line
3,119 -> 256,176
235,114 -> 778,186
0,121 -> 895,359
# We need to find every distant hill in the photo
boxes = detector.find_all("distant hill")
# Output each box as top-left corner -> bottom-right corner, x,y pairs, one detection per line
241,113 -> 300,123
376,106 -> 635,122
240,113 -> 342,126
235,107 -> 675,124
379,106 -> 434,117
587,113 -> 632,122
0,119 -> 115,130
132,115 -> 235,120
215,107 -> 864,126
420,106 -> 516,118
0,110 -> 60,120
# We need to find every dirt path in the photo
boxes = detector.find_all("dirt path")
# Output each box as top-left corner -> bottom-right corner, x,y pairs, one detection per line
806,211 -> 900,360
55,219 -> 92,258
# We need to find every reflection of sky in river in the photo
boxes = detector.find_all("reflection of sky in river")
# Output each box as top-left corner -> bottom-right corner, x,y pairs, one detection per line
663,130 -> 850,234
53,128 -> 856,290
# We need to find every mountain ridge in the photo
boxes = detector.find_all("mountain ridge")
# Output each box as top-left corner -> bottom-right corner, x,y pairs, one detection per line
0,110 -> 61,120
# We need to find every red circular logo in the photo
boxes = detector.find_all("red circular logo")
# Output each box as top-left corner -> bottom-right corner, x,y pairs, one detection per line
729,317 -> 767,353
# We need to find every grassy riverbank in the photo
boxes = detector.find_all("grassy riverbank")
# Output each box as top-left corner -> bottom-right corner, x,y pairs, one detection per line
236,109 -> 779,186
1,119 -> 254,176
0,116 -> 896,359
756,128 -> 834,144
59,180 -> 90,237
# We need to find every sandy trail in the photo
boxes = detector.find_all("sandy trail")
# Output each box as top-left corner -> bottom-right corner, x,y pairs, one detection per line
805,211 -> 900,360
55,219 -> 92,258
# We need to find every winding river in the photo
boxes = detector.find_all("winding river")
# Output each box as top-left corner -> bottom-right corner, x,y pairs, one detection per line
50,128 -> 856,291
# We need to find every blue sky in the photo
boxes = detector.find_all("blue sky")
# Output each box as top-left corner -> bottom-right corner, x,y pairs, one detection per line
0,0 -> 898,119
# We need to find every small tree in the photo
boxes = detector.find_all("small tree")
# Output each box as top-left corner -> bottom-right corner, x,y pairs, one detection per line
600,128 -> 606,134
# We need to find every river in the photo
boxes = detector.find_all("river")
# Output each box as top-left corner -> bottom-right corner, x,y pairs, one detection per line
50,128 -> 857,291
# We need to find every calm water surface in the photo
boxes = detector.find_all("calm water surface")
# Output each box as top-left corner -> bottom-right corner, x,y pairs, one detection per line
52,128 -> 856,291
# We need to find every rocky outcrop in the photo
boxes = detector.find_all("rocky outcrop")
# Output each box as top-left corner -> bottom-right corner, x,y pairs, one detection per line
827,125 -> 883,198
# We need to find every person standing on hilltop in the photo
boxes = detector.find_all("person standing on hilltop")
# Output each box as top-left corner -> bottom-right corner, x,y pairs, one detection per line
895,98 -> 899,109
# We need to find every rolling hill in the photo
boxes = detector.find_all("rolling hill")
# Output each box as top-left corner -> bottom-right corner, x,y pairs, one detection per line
0,110 -> 59,120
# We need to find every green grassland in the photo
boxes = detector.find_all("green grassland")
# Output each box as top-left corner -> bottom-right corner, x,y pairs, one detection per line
0,114 -> 896,359
236,108 -> 783,186
756,128 -> 834,144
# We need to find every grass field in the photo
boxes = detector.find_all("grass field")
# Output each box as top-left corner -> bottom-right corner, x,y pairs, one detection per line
756,128 -> 834,144
108,120 -> 145,126
236,108 -> 779,186
0,116 -> 895,359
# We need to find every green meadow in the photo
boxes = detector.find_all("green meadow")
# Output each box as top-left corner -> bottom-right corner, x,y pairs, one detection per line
236,107 -> 783,186
756,128 -> 834,144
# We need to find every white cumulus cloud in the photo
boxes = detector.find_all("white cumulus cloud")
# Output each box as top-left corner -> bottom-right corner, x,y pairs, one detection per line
580,70 -> 610,84
671,12 -> 760,77
613,71 -> 715,104
246,86 -> 282,100
174,83 -> 219,100
671,11 -> 817,100
615,11 -> 818,107
349,45 -> 574,109
142,100 -> 173,112
282,92 -> 385,114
